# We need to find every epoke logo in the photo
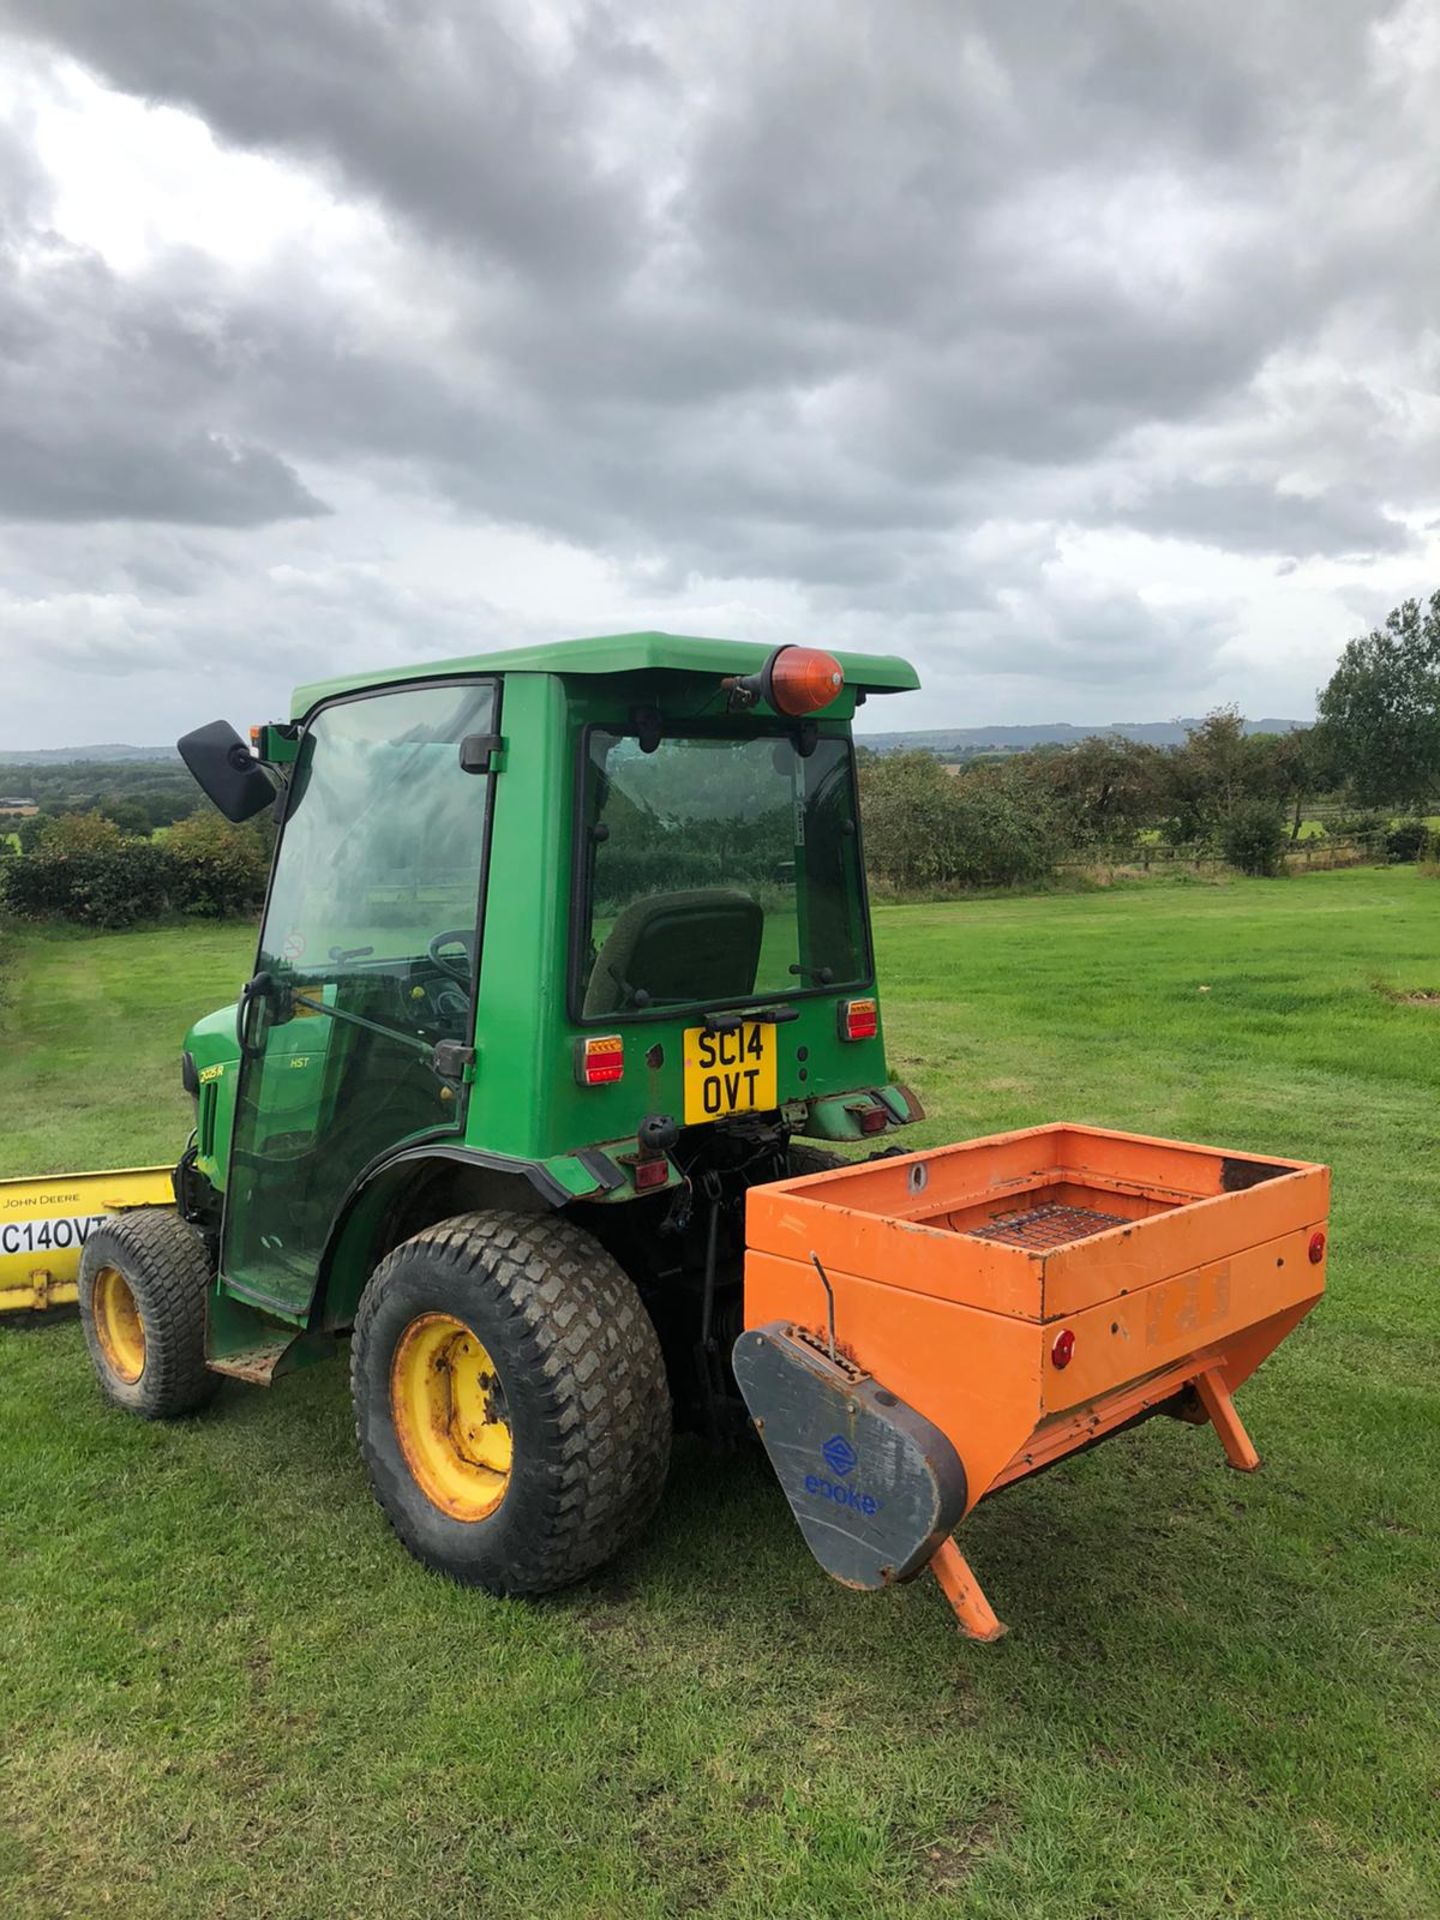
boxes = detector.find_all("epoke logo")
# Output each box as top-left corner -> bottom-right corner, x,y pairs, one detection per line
804,1434 -> 880,1516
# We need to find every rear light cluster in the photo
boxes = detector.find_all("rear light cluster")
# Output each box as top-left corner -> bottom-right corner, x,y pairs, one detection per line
576,1035 -> 623,1086
839,997 -> 878,1042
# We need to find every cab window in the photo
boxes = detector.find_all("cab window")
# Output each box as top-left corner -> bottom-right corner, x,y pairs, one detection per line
575,728 -> 870,1020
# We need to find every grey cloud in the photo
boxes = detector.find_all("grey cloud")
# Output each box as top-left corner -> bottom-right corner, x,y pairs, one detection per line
0,0 -> 661,291
0,229 -> 328,526
0,422 -> 326,527
0,0 -> 1435,739
1106,478 -> 1414,559
4,0 -> 1434,567
855,585 -> 1236,703
0,100 -> 44,226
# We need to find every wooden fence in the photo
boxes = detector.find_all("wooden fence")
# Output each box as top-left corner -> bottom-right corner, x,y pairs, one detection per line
1055,832 -> 1401,879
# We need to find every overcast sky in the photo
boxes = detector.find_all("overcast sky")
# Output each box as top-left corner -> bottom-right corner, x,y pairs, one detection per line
0,1 -> 1436,749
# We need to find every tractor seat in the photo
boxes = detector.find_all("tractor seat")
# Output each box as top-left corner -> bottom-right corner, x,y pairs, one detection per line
583,887 -> 764,1017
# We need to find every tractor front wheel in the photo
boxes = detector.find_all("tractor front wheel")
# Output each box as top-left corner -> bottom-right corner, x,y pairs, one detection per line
78,1210 -> 220,1418
351,1212 -> 671,1594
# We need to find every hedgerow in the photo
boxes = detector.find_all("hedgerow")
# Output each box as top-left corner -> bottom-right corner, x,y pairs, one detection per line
0,811 -> 268,928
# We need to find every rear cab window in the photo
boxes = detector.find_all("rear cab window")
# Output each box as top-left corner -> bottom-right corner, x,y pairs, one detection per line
573,726 -> 872,1021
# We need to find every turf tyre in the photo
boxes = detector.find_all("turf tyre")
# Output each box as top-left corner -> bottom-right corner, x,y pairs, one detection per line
352,1211 -> 672,1594
78,1209 -> 220,1418
786,1144 -> 849,1177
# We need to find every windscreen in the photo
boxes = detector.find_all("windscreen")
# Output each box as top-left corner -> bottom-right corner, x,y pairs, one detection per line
576,728 -> 870,1019
261,682 -> 495,971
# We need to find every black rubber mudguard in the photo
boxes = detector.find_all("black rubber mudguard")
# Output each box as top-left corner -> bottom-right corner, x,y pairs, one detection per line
733,1321 -> 968,1589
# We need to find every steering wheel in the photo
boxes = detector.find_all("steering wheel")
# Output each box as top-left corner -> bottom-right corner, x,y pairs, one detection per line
427,928 -> 476,985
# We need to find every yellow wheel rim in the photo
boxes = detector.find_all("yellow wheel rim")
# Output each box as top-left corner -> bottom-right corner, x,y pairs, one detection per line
389,1314 -> 513,1521
93,1265 -> 145,1384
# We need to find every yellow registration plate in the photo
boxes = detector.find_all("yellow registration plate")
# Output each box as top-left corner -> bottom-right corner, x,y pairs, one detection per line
682,1022 -> 778,1125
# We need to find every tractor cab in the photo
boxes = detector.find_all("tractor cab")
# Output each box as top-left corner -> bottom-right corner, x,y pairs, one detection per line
174,632 -> 921,1424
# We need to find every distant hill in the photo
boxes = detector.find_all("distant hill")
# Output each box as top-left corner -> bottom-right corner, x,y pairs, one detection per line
1,720 -> 1312,763
0,745 -> 177,765
856,718 -> 1309,754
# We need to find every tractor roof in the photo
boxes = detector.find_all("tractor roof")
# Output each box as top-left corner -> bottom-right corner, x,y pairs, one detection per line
290,631 -> 919,719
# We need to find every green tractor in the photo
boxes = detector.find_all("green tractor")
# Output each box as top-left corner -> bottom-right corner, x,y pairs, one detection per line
79,633 -> 923,1594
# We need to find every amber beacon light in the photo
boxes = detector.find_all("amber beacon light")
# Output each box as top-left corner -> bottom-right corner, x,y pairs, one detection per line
766,646 -> 845,715
726,645 -> 845,717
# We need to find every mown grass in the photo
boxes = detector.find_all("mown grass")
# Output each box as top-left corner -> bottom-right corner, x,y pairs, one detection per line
1,870 -> 1438,1919
0,919 -> 252,1180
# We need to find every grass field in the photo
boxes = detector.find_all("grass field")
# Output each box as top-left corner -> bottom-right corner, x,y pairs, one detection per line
2,870 -> 1438,1919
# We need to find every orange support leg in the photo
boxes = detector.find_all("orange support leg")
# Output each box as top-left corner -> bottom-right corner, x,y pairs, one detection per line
1194,1367 -> 1261,1472
930,1538 -> 1007,1642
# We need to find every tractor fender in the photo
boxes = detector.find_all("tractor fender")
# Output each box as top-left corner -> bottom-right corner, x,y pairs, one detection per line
312,1141 -> 600,1331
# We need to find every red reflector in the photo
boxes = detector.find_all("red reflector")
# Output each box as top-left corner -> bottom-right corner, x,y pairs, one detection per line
1051,1328 -> 1075,1370
1308,1230 -> 1326,1265
859,1105 -> 888,1136
576,1035 -> 623,1086
840,997 -> 878,1041
767,646 -> 845,716
632,1157 -> 669,1191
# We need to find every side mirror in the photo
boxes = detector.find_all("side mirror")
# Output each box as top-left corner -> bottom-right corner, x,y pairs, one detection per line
177,720 -> 277,823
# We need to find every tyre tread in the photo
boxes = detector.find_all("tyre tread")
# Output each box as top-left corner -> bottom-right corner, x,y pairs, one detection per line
352,1211 -> 670,1593
79,1209 -> 219,1419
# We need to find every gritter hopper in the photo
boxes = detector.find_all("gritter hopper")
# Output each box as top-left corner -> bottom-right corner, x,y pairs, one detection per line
736,1123 -> 1329,1639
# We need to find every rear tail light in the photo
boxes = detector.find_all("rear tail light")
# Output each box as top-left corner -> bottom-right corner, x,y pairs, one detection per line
858,1105 -> 888,1136
766,646 -> 845,716
631,1157 -> 669,1191
575,1035 -> 623,1086
839,997 -> 878,1042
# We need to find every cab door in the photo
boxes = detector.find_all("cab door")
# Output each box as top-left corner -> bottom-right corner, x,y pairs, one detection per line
221,679 -> 500,1317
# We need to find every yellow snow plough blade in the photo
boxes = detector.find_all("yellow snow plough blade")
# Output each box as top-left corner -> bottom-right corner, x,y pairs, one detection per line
0,1166 -> 175,1314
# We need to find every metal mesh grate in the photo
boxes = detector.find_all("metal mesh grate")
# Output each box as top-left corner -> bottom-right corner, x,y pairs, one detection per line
967,1202 -> 1129,1251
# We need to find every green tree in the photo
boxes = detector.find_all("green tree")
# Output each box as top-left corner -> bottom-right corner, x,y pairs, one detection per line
35,810 -> 124,855
1032,735 -> 1166,847
1317,590 -> 1440,809
1220,799 -> 1288,877
165,811 -> 270,916
1158,709 -> 1284,844
857,753 -> 964,889
1182,709 -> 1252,818
99,798 -> 155,837
858,753 -> 1055,889
13,813 -> 50,854
1246,728 -> 1321,842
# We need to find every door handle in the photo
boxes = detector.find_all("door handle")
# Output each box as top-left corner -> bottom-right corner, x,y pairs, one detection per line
236,972 -> 290,1058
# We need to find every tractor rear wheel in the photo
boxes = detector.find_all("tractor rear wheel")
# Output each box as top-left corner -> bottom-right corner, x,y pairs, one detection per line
78,1210 -> 220,1418
351,1211 -> 671,1594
